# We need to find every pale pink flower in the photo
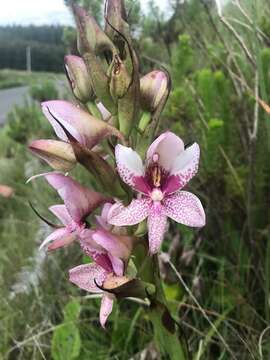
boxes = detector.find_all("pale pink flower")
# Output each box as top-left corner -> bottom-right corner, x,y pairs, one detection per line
108,131 -> 205,254
69,257 -> 128,327
69,203 -> 134,327
38,173 -> 108,251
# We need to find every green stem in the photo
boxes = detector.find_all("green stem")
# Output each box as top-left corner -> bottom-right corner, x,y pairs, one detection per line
138,112 -> 152,132
86,101 -> 102,119
148,255 -> 189,360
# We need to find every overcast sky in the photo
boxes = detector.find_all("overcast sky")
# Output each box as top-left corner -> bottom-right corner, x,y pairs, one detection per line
0,0 -> 171,26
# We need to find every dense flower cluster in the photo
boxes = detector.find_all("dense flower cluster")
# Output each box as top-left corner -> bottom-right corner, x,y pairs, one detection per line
29,0 -> 205,327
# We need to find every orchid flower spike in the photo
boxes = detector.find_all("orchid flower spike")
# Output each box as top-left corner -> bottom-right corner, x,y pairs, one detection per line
38,173 -> 108,251
108,131 -> 206,254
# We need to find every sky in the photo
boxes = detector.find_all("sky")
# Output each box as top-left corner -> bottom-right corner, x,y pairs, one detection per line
0,0 -> 169,26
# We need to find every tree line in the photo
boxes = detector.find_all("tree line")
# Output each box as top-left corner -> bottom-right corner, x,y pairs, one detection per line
0,26 -> 70,72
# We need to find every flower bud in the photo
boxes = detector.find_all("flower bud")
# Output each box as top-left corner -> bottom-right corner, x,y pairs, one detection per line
64,55 -> 94,103
140,70 -> 169,113
71,4 -> 118,114
29,139 -> 76,172
105,0 -> 130,43
109,54 -> 131,101
72,3 -> 116,56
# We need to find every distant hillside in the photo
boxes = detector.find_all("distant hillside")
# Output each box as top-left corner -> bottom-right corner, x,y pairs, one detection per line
0,25 -> 69,72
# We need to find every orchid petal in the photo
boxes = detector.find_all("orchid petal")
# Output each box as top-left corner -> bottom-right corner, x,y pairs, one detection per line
79,229 -> 114,273
42,101 -> 82,143
49,205 -> 73,226
108,198 -> 151,226
39,227 -> 68,250
164,143 -> 200,193
95,203 -> 113,230
146,131 -> 184,171
108,254 -> 124,276
45,173 -> 107,223
92,229 -> 130,260
115,144 -> 150,194
97,102 -> 111,121
147,203 -> 168,254
47,233 -> 77,251
163,191 -> 205,227
42,100 -> 123,149
29,139 -> 76,172
69,263 -> 108,293
100,294 -> 114,328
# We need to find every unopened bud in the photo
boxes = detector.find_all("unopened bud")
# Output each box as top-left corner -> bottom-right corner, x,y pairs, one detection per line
109,54 -> 131,101
72,4 -> 116,57
140,70 -> 169,113
64,55 -> 94,103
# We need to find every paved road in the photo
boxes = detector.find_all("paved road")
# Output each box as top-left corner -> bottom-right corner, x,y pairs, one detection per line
0,86 -> 29,125
0,80 -> 68,125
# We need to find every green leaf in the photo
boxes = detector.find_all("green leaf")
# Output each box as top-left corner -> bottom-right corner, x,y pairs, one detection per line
149,302 -> 189,360
51,299 -> 81,360
63,299 -> 81,322
51,323 -> 81,360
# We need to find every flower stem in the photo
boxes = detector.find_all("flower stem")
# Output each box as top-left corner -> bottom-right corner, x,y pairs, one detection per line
148,255 -> 189,360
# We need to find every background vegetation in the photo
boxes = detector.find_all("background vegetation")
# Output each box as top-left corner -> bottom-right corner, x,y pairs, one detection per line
0,26 -> 68,73
1,0 -> 270,359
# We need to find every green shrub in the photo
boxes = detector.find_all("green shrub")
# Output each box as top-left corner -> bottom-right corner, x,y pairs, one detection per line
29,80 -> 59,102
6,100 -> 52,143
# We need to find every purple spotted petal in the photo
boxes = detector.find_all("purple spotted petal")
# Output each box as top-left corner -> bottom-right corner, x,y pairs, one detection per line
146,131 -> 184,171
115,144 -> 150,194
100,294 -> 114,328
108,198 -> 151,226
163,191 -> 205,227
69,263 -> 108,293
147,203 -> 168,254
164,143 -> 200,194
45,173 -> 107,223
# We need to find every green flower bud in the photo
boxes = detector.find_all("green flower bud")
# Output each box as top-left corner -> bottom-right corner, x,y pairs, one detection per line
64,55 -> 94,103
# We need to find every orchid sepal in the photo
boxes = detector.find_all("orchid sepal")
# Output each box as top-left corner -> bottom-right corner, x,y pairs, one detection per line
29,139 -> 76,172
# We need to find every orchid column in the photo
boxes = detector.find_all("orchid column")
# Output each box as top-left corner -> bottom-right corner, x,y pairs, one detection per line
29,1 -> 205,358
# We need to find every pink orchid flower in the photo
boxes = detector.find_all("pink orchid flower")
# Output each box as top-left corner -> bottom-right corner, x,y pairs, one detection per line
108,131 -> 206,254
69,258 -> 127,328
38,172 -> 108,251
69,203 -> 133,327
